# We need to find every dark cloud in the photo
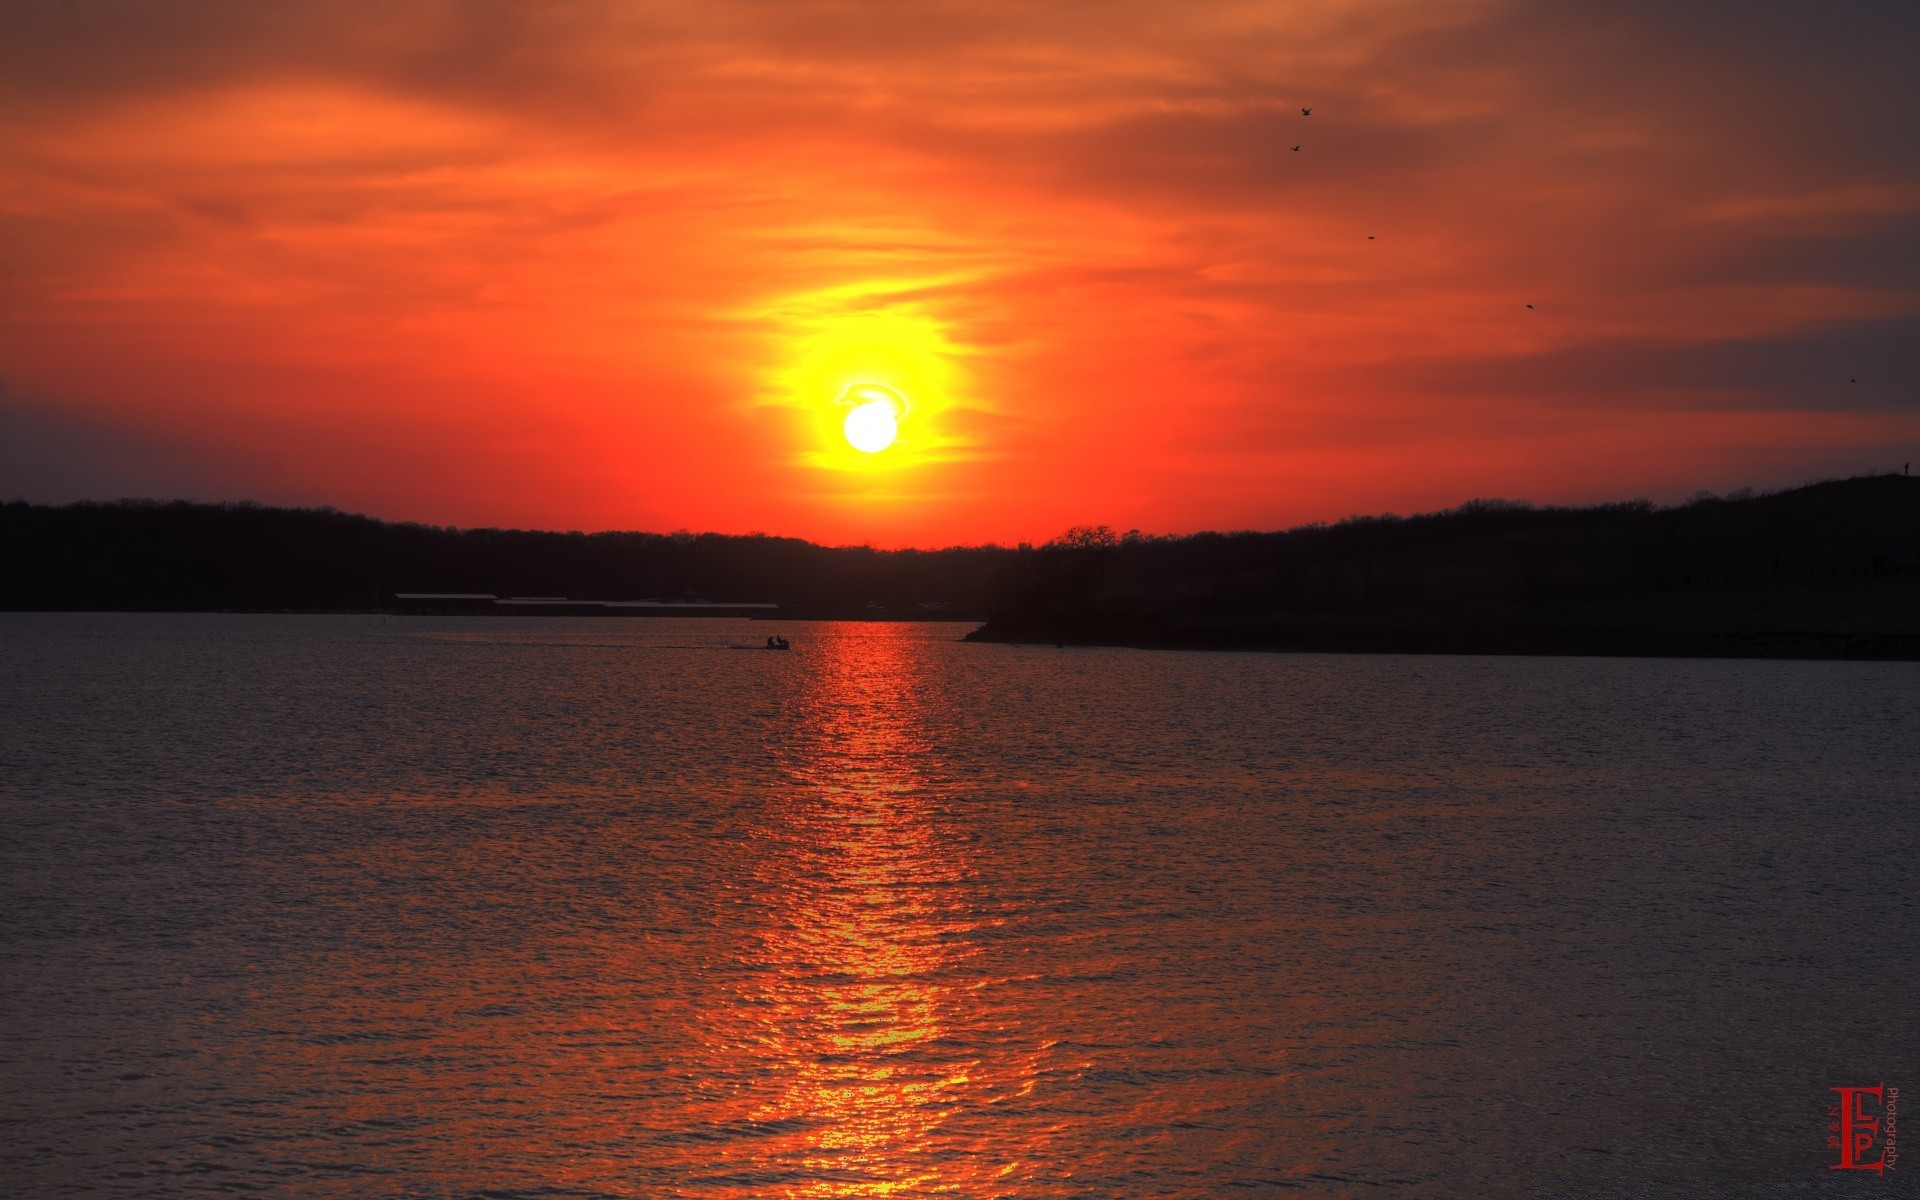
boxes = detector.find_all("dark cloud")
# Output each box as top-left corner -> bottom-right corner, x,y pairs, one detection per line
0,398 -> 242,503
1389,315 -> 1920,409
1669,218 -> 1920,293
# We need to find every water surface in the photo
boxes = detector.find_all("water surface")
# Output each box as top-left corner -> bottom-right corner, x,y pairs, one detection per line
2,615 -> 1915,1197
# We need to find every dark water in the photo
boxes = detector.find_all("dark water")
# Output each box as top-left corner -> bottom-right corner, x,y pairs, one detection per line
1,614 -> 1914,1198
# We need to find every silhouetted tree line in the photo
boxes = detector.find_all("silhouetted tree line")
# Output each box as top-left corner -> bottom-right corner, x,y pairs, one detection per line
972,475 -> 1920,655
0,500 -> 1008,612
5,477 -> 1917,658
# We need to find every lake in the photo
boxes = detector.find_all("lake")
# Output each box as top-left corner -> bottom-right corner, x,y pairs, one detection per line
1,614 -> 1914,1197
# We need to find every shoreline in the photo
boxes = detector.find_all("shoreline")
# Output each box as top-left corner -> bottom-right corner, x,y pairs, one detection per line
962,621 -> 1920,661
7,611 -> 1917,659
0,608 -> 984,622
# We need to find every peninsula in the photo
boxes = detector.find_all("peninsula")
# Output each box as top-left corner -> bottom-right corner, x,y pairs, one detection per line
964,475 -> 1920,660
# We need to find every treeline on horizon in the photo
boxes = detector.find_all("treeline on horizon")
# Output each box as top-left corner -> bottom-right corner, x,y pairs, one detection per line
972,473 -> 1920,652
2,475 -> 1917,631
0,499 -> 1005,612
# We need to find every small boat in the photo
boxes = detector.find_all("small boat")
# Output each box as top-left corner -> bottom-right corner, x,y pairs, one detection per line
729,638 -> 792,650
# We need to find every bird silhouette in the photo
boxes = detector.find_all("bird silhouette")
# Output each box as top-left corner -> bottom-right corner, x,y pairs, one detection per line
1850,378 -> 1858,383
1290,144 -> 1301,152
1301,107 -> 1312,116
1525,304 -> 1534,310
1367,235 -> 1375,240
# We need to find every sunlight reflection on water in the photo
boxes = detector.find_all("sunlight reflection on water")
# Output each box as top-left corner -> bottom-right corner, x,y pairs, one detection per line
1,615 -> 1915,1198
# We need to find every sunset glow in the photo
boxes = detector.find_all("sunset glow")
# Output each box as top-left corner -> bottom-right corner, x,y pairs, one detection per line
1,2 -> 1915,545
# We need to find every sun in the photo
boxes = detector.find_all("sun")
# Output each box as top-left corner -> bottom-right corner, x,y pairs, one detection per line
761,300 -> 969,475
841,384 -> 903,453
844,400 -> 897,452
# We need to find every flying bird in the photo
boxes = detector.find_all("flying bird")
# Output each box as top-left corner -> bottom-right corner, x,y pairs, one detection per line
1367,235 -> 1375,240
1525,304 -> 1534,310
1301,107 -> 1312,116
1291,144 -> 1301,152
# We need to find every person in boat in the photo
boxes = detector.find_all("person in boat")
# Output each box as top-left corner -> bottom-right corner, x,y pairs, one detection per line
766,636 -> 779,649
774,636 -> 790,649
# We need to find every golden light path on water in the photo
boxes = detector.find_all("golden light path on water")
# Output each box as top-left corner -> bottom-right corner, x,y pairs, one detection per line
703,626 -> 1042,1196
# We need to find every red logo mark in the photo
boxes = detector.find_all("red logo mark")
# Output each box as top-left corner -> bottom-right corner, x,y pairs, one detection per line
1829,1084 -> 1898,1174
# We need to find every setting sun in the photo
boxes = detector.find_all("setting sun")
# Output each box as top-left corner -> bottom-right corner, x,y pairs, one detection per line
842,385 -> 902,453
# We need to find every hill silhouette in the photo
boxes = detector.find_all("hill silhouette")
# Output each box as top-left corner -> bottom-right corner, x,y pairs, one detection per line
5,475 -> 1918,657
966,474 -> 1920,659
0,500 -> 1002,615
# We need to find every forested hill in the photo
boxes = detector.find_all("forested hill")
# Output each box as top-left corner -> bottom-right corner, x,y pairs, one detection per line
0,500 -> 1010,612
6,476 -> 1919,659
966,474 -> 1920,658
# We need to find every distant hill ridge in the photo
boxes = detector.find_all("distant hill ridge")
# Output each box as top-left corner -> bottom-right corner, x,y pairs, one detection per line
965,474 -> 1920,659
0,500 -> 1006,614
5,476 -> 1918,657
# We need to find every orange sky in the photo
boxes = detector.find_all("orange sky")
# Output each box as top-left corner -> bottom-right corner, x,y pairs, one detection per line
3,0 -> 1917,546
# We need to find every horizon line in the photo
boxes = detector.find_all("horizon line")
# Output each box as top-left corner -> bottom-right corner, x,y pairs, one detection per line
8,469 -> 1915,554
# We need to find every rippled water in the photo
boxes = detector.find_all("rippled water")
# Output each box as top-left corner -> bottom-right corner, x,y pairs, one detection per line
2,614 -> 1915,1198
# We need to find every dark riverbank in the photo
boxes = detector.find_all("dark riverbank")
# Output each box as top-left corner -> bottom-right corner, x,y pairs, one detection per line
9,476 -> 1918,658
965,621 -> 1920,660
0,500 -> 1005,614
966,474 -> 1920,660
